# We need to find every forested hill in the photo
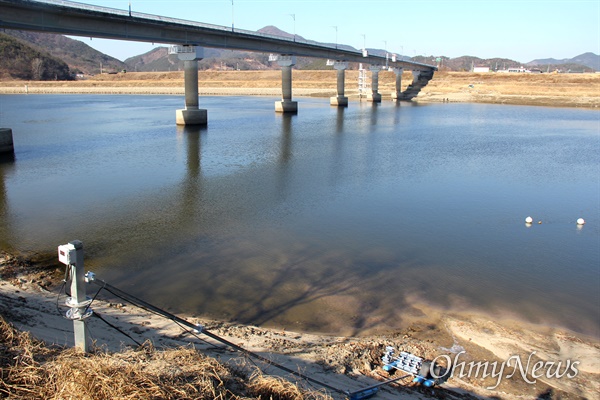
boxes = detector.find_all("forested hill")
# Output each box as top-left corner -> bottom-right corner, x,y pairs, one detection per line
1,30 -> 126,77
0,32 -> 72,80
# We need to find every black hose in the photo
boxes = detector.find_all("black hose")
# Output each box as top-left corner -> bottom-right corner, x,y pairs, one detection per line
92,278 -> 347,395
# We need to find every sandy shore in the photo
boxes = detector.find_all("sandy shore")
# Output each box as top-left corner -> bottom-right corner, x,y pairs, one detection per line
1,255 -> 598,399
1,70 -> 599,108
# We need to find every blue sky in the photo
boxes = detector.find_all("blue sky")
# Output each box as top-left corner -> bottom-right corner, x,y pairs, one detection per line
66,0 -> 600,62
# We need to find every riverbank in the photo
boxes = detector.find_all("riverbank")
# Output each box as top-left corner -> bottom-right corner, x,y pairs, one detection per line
1,253 -> 598,399
1,70 -> 599,108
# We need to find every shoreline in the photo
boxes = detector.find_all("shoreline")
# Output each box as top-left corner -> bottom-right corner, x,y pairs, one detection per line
1,70 -> 599,108
1,254 -> 598,398
1,72 -> 598,397
1,85 -> 597,109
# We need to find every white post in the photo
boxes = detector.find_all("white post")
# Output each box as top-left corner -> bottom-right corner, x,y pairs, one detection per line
58,240 -> 92,352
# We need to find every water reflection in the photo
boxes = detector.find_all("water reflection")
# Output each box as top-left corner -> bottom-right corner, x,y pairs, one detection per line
181,125 -> 204,178
1,96 -> 598,337
177,125 -> 205,236
369,101 -> 379,126
278,113 -> 294,165
329,107 -> 346,186
336,106 -> 345,134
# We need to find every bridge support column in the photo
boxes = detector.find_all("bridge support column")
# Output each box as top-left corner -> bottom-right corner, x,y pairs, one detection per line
171,46 -> 207,125
274,55 -> 297,113
391,68 -> 404,101
367,66 -> 382,103
330,61 -> 348,106
0,128 -> 14,154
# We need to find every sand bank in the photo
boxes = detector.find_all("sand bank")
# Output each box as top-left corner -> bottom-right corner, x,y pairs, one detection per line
1,255 -> 597,399
1,70 -> 598,108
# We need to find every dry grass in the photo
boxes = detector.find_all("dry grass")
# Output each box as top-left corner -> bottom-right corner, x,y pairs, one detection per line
416,71 -> 600,107
0,70 -> 598,107
0,314 -> 331,400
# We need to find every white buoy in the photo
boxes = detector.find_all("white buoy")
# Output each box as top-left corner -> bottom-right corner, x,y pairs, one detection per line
525,216 -> 533,224
577,218 -> 585,225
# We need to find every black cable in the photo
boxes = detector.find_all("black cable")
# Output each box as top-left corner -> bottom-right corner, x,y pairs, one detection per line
55,264 -> 70,315
55,280 -> 66,315
97,279 -> 412,398
171,318 -> 220,349
93,279 -> 347,395
92,311 -> 143,347
83,280 -> 106,316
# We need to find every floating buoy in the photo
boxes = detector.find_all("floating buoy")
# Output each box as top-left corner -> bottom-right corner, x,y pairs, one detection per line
577,218 -> 585,225
538,221 -> 542,224
525,216 -> 533,224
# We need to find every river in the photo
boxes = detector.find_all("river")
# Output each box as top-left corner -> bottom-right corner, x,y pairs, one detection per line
0,94 -> 598,337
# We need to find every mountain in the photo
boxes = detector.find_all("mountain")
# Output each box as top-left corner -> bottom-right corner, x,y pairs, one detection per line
124,26 -> 372,72
411,55 -> 524,72
126,47 -> 209,72
257,25 -> 305,41
4,30 -> 126,75
527,52 -> 599,71
124,47 -> 274,72
0,32 -> 72,80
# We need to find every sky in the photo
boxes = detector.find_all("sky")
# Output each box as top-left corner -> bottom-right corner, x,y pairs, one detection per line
64,0 -> 600,63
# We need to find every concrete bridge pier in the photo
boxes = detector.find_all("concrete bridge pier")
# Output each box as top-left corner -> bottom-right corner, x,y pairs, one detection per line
330,61 -> 348,107
391,67 -> 404,101
273,55 -> 298,113
0,128 -> 14,154
367,66 -> 382,103
171,46 -> 207,125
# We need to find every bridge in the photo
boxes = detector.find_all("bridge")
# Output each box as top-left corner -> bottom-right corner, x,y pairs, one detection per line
0,0 -> 437,126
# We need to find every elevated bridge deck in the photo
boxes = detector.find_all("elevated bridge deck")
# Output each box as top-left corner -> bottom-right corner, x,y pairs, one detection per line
0,0 -> 437,124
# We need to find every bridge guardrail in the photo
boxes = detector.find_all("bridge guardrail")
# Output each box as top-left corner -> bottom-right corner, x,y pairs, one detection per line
28,0 -> 434,70
34,0 -> 350,52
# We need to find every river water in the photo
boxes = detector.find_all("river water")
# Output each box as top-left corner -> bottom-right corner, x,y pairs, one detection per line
0,94 -> 598,337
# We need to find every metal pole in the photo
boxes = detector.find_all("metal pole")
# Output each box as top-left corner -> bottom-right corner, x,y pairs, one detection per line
332,25 -> 338,48
71,241 -> 88,352
289,14 -> 295,41
59,240 -> 92,352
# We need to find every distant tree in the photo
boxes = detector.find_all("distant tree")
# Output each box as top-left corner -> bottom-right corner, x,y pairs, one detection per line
31,58 -> 44,80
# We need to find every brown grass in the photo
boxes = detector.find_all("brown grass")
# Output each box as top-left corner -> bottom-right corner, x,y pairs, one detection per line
0,314 -> 331,400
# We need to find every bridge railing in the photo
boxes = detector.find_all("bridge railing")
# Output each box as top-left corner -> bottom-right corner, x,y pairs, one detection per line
29,0 -> 439,69
34,0 -> 356,54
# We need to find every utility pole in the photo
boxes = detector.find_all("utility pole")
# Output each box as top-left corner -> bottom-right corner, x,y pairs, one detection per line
289,14 -> 296,41
332,25 -> 338,49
